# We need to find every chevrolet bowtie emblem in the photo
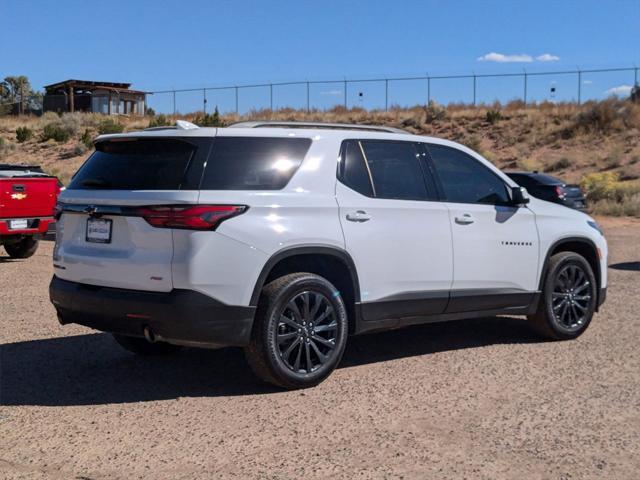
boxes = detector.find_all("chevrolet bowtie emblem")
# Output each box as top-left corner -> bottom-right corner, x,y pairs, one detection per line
11,193 -> 27,200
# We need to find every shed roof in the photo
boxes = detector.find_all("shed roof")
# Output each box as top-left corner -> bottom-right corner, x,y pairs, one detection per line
44,79 -> 146,94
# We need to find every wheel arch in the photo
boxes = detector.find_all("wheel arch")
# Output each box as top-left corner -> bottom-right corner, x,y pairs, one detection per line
540,236 -> 602,306
249,245 -> 361,332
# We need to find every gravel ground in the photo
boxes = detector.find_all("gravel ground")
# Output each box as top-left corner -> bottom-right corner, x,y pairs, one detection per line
1,217 -> 639,479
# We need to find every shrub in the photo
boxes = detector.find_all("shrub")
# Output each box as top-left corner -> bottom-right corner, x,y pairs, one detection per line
425,101 -> 447,122
591,194 -> 640,218
581,172 -> 619,201
485,109 -> 502,124
193,107 -> 224,127
98,118 -> 124,134
80,128 -> 93,149
73,142 -> 88,156
16,126 -> 33,143
148,114 -> 171,128
41,121 -> 73,142
549,157 -> 571,172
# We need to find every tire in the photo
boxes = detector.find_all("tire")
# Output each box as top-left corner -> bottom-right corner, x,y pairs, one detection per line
529,251 -> 598,340
4,237 -> 39,259
112,334 -> 182,356
244,272 -> 349,389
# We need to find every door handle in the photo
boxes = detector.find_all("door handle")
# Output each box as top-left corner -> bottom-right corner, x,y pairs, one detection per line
455,213 -> 475,225
346,210 -> 372,222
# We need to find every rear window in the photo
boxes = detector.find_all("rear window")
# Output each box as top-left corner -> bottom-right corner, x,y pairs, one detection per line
68,139 -> 195,190
200,137 -> 312,190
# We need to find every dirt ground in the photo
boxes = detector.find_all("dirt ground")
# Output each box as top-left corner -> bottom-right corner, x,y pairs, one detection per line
1,217 -> 639,479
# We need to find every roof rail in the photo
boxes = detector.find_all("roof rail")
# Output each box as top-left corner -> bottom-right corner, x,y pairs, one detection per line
228,121 -> 407,134
143,120 -> 199,132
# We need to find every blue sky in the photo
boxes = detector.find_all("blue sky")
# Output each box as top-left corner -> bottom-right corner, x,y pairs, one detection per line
1,0 -> 639,113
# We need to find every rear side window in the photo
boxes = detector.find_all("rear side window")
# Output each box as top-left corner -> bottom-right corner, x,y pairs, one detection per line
200,137 -> 311,190
427,144 -> 510,205
68,139 -> 195,190
361,140 -> 429,200
338,140 -> 374,197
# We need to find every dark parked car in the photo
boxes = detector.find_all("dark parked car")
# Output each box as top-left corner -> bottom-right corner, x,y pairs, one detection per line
506,171 -> 587,211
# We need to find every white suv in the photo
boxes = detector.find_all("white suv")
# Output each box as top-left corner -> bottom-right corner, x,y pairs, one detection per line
50,121 -> 608,388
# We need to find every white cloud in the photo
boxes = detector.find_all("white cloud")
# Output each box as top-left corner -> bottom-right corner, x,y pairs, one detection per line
477,52 -> 533,63
536,53 -> 560,62
320,90 -> 342,96
582,80 -> 593,85
605,85 -> 633,96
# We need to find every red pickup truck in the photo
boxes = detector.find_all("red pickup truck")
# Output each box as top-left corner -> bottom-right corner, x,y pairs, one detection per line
0,164 -> 61,258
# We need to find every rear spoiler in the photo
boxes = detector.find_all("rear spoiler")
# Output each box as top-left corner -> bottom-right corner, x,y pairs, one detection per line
0,164 -> 44,173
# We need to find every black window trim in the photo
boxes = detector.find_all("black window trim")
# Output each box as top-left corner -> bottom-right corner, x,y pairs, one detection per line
422,142 -> 515,207
337,139 -> 438,202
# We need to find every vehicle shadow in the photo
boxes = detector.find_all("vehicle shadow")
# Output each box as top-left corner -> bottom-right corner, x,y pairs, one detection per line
0,316 -> 541,407
609,261 -> 640,271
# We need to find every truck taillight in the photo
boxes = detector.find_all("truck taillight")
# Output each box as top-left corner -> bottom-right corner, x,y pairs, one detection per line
555,186 -> 565,198
133,205 -> 247,230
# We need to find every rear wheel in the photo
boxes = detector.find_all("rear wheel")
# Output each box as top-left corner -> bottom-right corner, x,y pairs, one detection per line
112,334 -> 182,356
529,252 -> 597,340
4,237 -> 39,259
244,272 -> 349,389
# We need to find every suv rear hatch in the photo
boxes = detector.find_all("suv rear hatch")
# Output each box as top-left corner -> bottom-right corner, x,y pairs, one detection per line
54,137 -> 209,292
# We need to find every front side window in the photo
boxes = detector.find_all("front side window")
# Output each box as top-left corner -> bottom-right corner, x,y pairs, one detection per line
427,144 -> 510,205
360,141 -> 429,201
200,137 -> 311,190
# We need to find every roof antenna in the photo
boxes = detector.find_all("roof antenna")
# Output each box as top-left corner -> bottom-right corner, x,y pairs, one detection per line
175,120 -> 199,130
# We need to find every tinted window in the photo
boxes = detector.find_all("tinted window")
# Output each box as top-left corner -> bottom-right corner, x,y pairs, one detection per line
338,140 -> 374,196
428,144 -> 510,204
361,141 -> 429,200
507,173 -> 536,189
201,137 -> 311,190
68,139 -> 195,190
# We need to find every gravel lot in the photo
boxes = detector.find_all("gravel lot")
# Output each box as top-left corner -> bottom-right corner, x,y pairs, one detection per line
1,217 -> 639,479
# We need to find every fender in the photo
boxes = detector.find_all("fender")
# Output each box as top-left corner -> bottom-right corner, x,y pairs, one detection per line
249,245 -> 361,306
538,236 -> 601,304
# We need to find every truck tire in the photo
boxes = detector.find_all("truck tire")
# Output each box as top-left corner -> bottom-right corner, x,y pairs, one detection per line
244,272 -> 349,389
4,237 -> 39,259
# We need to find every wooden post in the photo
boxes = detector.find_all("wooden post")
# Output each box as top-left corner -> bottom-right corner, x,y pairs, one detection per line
68,85 -> 74,112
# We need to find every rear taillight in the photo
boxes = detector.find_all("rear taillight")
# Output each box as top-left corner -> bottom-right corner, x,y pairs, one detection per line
555,186 -> 565,198
133,205 -> 247,230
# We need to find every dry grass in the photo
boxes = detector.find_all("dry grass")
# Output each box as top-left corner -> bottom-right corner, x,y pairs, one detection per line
1,99 -> 639,216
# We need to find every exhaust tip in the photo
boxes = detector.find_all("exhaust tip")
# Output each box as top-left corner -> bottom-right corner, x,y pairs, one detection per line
143,326 -> 156,343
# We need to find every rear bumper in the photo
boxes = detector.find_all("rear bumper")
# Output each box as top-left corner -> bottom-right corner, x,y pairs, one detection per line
0,217 -> 54,235
49,276 -> 256,348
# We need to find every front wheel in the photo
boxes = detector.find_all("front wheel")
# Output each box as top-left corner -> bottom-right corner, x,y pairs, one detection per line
4,237 -> 39,259
244,273 -> 349,389
529,252 -> 597,340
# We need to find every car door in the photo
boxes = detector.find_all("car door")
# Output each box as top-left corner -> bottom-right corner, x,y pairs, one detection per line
425,143 -> 539,313
336,139 -> 453,323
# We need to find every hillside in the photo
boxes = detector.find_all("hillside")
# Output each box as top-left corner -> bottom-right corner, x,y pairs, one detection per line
1,99 -> 639,216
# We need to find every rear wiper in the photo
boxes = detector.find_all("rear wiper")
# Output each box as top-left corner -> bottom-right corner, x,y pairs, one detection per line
80,178 -> 111,188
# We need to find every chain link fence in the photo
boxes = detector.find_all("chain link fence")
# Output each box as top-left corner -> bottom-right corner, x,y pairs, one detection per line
146,66 -> 639,116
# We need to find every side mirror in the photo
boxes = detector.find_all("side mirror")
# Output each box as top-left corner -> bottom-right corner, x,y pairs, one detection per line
510,186 -> 530,206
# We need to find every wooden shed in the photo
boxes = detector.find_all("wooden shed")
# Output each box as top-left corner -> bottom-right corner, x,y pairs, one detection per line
43,80 -> 146,115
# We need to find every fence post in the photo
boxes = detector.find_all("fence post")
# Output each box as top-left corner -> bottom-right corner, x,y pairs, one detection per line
172,90 -> 176,116
577,70 -> 582,105
385,79 -> 389,112
523,71 -> 527,107
344,80 -> 347,109
235,86 -> 239,114
269,84 -> 273,111
427,77 -> 431,105
306,81 -> 310,113
472,74 -> 476,106
635,67 -> 638,86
